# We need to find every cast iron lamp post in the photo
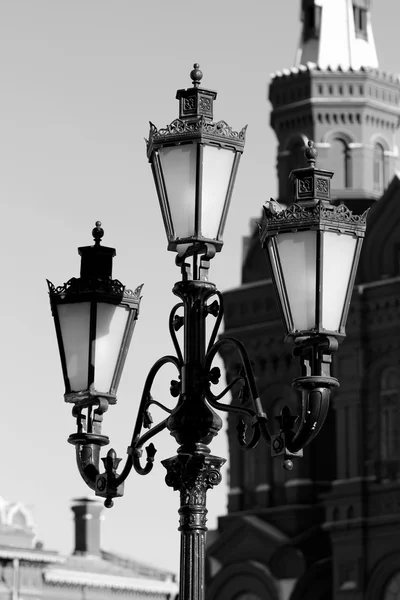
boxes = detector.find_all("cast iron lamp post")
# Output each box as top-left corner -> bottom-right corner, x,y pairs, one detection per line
47,65 -> 368,600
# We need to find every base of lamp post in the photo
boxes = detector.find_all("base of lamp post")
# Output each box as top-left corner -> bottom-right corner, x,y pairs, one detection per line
162,444 -> 225,600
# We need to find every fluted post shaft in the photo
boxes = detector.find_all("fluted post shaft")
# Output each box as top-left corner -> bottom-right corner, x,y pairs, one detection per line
162,446 -> 225,600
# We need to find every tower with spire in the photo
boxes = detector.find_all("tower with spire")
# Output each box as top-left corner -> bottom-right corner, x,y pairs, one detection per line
269,0 -> 400,212
296,0 -> 378,70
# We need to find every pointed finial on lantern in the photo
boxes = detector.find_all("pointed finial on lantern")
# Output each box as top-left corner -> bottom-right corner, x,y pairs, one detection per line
305,140 -> 318,168
92,221 -> 104,245
190,63 -> 203,87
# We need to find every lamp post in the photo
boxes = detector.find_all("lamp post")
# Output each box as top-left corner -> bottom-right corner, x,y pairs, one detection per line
47,65 -> 368,600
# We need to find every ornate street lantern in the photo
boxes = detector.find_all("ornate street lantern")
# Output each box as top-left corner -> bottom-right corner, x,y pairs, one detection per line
147,63 -> 246,254
47,70 -> 369,600
260,141 -> 368,343
47,222 -> 142,407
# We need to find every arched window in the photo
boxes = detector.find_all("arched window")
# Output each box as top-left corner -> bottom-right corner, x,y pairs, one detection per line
383,571 -> 400,600
374,143 -> 386,191
302,1 -> 322,41
353,3 -> 368,40
331,138 -> 351,188
380,368 -> 400,480
381,368 -> 400,460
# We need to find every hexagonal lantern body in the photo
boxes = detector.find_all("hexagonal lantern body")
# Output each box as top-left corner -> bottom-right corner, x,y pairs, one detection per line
147,65 -> 246,254
259,143 -> 368,343
47,224 -> 142,405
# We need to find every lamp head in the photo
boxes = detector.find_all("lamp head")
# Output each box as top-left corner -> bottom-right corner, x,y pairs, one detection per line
47,222 -> 142,407
260,141 -> 368,343
147,64 -> 246,257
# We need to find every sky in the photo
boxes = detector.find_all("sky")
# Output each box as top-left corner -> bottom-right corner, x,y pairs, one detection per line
1,0 -> 400,576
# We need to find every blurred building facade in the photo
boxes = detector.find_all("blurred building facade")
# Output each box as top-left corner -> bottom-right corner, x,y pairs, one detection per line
0,496 -> 177,600
206,1 -> 400,599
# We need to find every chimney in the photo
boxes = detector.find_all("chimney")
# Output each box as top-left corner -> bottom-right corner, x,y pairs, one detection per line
71,497 -> 103,556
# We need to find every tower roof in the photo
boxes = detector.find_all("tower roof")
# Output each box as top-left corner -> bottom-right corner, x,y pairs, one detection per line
295,0 -> 378,71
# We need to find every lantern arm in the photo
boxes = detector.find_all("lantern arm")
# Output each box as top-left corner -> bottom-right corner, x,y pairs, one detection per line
284,335 -> 339,454
168,275 -> 222,369
236,417 -> 262,450
169,303 -> 184,365
69,399 -> 110,491
172,284 -> 223,358
114,354 -> 181,485
206,291 -> 224,354
74,443 -> 99,491
284,381 -> 332,454
204,336 -> 271,448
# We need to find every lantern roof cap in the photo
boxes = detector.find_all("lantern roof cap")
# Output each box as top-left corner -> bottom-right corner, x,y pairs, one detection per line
259,140 -> 368,238
47,220 -> 142,310
259,201 -> 368,240
147,64 -> 247,159
288,140 -> 334,206
175,63 -> 217,122
78,221 -> 116,280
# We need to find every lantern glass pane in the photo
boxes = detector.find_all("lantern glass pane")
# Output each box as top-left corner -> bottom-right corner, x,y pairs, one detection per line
94,303 -> 130,393
201,146 -> 235,239
158,145 -> 196,239
277,230 -> 317,331
321,231 -> 357,331
57,302 -> 90,392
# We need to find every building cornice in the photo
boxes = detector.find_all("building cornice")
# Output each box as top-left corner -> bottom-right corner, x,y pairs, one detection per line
270,66 -> 400,85
223,279 -> 272,295
271,96 -> 400,118
0,548 -> 64,564
44,569 -> 178,595
358,275 -> 400,294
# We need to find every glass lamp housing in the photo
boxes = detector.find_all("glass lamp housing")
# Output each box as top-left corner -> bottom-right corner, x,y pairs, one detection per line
259,145 -> 368,343
48,226 -> 142,405
147,65 -> 246,253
